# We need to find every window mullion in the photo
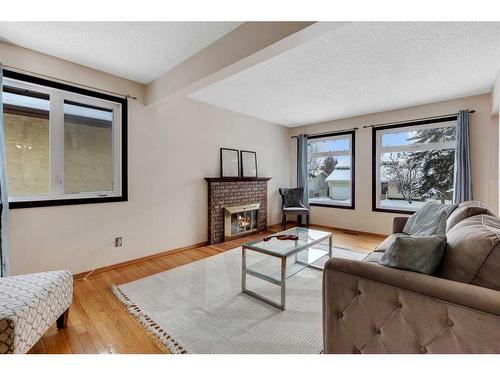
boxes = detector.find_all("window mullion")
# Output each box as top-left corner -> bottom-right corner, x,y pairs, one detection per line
381,141 -> 455,154
112,103 -> 122,195
311,150 -> 350,158
49,92 -> 64,196
376,132 -> 382,209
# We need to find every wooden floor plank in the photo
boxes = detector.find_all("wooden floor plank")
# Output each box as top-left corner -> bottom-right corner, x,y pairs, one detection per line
60,324 -> 86,354
30,335 -> 47,354
74,331 -> 98,354
28,225 -> 382,354
70,297 -> 108,353
42,325 -> 64,354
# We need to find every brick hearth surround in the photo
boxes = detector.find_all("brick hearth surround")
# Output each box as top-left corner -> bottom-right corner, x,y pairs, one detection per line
205,177 -> 272,244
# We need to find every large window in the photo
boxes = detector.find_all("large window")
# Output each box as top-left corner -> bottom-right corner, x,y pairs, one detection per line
373,118 -> 456,213
307,131 -> 355,209
2,71 -> 127,208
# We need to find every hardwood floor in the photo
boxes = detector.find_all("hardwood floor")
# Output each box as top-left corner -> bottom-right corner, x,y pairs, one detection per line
28,224 -> 384,354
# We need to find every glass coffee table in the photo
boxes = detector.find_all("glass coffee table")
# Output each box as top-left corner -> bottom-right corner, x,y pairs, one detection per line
241,227 -> 332,311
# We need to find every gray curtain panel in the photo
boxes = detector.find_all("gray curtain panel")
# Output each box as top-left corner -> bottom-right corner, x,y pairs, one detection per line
0,66 -> 10,277
297,134 -> 309,225
453,110 -> 472,203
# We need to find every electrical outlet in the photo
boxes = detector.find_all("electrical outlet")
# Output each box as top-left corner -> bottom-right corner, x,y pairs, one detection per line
115,237 -> 123,247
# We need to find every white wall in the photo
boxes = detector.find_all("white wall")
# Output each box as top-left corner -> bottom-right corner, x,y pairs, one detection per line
290,94 -> 499,235
2,43 -> 290,275
491,72 -> 500,218
493,71 -> 500,115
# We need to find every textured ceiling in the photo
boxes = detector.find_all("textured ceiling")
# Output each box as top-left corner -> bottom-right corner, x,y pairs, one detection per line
0,22 -> 241,84
190,22 -> 500,127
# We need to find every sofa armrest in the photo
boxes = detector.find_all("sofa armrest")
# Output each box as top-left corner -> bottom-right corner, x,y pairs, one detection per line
323,258 -> 500,353
392,216 -> 409,233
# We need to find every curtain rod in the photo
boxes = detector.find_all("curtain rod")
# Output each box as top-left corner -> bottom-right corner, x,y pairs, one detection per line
289,108 -> 475,139
362,110 -> 475,129
1,63 -> 138,100
290,127 -> 358,139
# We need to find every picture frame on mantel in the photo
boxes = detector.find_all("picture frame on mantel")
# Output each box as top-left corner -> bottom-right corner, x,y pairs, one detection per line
220,148 -> 240,177
240,150 -> 258,177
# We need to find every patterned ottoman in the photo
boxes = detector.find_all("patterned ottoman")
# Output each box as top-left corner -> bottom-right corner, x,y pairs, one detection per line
0,270 -> 73,354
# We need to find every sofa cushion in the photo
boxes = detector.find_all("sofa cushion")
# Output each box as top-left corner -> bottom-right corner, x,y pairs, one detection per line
447,201 -> 495,231
438,214 -> 500,291
282,207 -> 309,215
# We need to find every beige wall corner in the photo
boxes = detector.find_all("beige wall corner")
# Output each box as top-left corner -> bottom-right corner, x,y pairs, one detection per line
145,22 -> 348,107
0,41 -> 146,103
492,71 -> 500,214
493,70 -> 500,115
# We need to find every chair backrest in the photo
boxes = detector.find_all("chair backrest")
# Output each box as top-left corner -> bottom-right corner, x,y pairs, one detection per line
279,188 -> 304,208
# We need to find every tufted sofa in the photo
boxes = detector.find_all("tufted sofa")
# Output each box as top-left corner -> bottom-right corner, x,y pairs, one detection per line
0,270 -> 72,354
323,201 -> 500,354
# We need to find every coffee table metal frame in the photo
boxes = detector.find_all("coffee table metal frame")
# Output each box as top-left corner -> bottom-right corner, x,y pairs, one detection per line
241,228 -> 332,311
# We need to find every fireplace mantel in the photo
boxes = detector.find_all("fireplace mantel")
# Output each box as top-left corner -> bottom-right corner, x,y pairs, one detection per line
204,177 -> 272,182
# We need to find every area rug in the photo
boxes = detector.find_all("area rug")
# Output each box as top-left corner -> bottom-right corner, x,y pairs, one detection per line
112,245 -> 367,354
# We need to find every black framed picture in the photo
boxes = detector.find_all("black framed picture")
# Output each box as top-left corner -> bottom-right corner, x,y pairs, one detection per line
240,150 -> 258,177
220,148 -> 240,177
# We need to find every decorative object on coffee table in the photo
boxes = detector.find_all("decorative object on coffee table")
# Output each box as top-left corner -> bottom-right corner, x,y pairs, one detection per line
220,148 -> 240,177
241,150 -> 258,177
279,187 -> 309,230
263,234 -> 299,242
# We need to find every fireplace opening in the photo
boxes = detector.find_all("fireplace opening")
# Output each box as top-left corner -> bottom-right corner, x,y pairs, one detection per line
224,203 -> 260,240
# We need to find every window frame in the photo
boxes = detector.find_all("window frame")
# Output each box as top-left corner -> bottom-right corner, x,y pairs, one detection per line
307,130 -> 356,210
3,70 -> 128,209
371,116 -> 457,214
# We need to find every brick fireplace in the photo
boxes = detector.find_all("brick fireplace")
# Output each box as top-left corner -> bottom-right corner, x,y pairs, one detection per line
205,177 -> 272,244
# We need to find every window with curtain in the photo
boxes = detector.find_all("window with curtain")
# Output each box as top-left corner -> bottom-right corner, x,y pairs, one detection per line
1,70 -> 127,208
307,131 -> 355,209
372,118 -> 457,213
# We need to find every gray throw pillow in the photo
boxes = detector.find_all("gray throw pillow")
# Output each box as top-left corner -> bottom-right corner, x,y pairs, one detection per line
380,210 -> 448,275
403,202 -> 457,236
379,233 -> 447,275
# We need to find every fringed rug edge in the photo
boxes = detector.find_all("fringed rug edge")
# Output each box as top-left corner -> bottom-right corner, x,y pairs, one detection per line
111,284 -> 188,354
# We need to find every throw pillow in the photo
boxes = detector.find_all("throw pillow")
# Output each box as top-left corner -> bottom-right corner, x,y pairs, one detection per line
379,233 -> 447,275
403,202 -> 457,236
380,211 -> 448,275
